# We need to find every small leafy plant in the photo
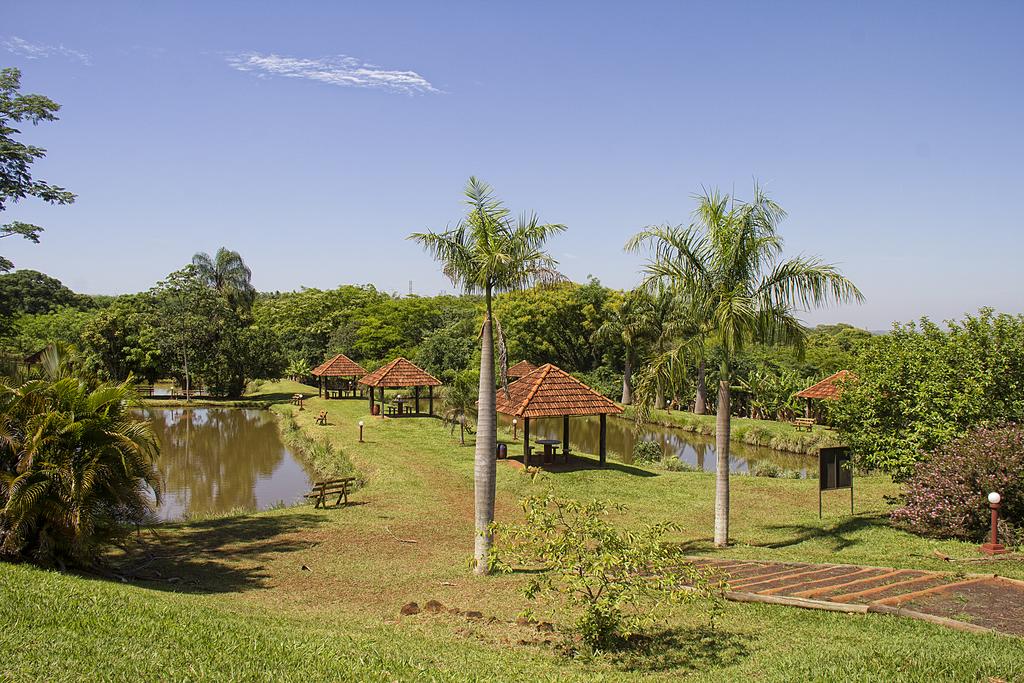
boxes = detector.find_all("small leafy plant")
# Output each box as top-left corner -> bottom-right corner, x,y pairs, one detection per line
489,495 -> 721,653
632,440 -> 663,464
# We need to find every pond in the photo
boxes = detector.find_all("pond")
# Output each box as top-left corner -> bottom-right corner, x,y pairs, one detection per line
499,413 -> 814,475
141,407 -> 316,521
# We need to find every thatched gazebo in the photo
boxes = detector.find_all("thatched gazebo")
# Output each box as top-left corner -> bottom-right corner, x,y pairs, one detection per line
359,357 -> 442,417
311,353 -> 367,399
507,360 -> 538,381
796,370 -> 854,417
495,363 -> 623,467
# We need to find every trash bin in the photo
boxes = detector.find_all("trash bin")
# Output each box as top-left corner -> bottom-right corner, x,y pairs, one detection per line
496,442 -> 508,459
371,404 -> 380,416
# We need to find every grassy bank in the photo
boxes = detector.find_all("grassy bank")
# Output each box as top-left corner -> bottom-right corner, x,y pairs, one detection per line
622,406 -> 843,454
3,379 -> 1021,681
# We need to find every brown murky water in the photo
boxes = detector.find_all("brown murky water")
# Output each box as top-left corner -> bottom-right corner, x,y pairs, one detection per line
142,407 -> 316,521
499,413 -> 814,475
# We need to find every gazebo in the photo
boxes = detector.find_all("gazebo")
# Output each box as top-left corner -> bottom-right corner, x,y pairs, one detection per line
359,357 -> 442,417
494,363 -> 623,467
507,360 -> 538,381
311,353 -> 367,399
796,370 -> 854,417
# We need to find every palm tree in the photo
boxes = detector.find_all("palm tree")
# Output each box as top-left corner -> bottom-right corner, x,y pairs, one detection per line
442,373 -> 478,445
410,177 -> 565,574
627,184 -> 862,547
0,374 -> 160,566
593,289 -> 652,405
191,247 -> 257,313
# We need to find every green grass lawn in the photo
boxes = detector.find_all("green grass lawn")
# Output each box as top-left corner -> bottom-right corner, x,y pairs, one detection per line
2,379 -> 1022,681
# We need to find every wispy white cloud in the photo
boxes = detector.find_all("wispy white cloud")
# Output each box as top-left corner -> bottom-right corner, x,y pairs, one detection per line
3,36 -> 91,65
226,52 -> 439,95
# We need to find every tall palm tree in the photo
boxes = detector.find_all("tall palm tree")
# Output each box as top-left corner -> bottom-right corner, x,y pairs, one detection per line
593,289 -> 653,405
410,177 -> 565,574
191,247 -> 257,313
627,185 -> 862,547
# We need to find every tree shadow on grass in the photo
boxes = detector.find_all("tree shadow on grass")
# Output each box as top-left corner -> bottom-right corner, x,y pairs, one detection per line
504,454 -> 657,477
111,511 -> 328,595
752,513 -> 891,552
609,625 -> 753,674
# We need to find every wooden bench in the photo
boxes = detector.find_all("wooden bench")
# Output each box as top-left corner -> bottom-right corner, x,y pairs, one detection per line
386,405 -> 399,416
792,417 -> 816,432
315,410 -> 328,425
304,477 -> 356,509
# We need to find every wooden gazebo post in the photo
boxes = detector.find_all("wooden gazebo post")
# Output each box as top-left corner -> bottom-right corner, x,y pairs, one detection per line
428,386 -> 434,415
599,414 -> 607,466
523,417 -> 531,466
563,415 -> 570,458
414,386 -> 420,415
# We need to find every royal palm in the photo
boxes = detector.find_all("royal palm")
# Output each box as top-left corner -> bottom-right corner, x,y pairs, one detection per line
410,177 -> 565,574
627,185 -> 862,547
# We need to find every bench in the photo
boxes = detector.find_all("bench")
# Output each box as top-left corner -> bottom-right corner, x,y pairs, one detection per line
792,417 -> 816,432
304,477 -> 356,509
386,405 -> 399,416
315,410 -> 328,425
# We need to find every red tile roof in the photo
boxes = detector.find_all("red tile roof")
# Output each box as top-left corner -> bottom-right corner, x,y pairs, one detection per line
507,360 -> 539,378
796,370 -> 854,400
495,363 -> 623,418
358,357 -> 442,388
310,353 -> 367,377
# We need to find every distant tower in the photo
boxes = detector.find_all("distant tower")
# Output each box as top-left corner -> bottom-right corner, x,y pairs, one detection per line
409,280 -> 413,296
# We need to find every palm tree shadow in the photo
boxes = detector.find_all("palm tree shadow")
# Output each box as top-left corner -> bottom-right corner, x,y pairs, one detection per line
111,511 -> 327,594
753,514 -> 890,552
611,625 -> 754,673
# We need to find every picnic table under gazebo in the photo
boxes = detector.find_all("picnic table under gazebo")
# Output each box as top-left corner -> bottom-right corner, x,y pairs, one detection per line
359,357 -> 442,417
311,353 -> 367,399
796,369 -> 854,421
494,363 -> 623,467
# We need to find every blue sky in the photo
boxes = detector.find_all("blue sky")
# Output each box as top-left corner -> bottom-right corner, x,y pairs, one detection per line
4,1 -> 1023,328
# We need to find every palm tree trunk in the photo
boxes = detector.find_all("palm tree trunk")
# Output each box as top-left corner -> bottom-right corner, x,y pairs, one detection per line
714,360 -> 731,548
621,354 -> 633,405
694,359 -> 707,415
473,286 -> 497,574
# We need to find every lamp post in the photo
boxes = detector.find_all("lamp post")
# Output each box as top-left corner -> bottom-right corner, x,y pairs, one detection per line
979,491 -> 1007,555
512,418 -> 518,441
358,420 -> 364,443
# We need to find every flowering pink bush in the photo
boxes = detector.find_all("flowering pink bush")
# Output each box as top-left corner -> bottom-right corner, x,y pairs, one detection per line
891,425 -> 1023,541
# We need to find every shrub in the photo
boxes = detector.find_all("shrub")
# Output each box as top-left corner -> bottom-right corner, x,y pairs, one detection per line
891,425 -> 1024,542
0,376 -> 160,567
279,412 -> 363,485
632,440 -> 663,464
749,462 -> 783,478
658,457 -> 696,472
490,496 -> 720,653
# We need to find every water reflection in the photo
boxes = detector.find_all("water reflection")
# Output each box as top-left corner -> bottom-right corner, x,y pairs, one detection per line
499,414 -> 813,475
141,407 -> 316,521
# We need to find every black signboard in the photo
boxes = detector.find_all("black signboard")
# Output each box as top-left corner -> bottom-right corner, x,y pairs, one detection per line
818,447 -> 853,517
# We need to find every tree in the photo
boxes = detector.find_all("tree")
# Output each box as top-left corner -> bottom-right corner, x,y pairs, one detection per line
410,176 -> 565,574
592,289 -> 651,405
0,365 -> 160,567
152,267 -> 222,398
442,370 -> 478,445
192,247 -> 257,313
0,68 -> 76,272
627,185 -> 862,546
0,269 -> 89,317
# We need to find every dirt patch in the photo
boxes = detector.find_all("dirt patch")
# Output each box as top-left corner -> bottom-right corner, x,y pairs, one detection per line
905,577 -> 1024,636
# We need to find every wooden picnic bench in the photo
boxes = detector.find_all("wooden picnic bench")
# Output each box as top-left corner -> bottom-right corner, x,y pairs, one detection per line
315,410 -> 328,425
792,417 -> 816,432
304,477 -> 356,509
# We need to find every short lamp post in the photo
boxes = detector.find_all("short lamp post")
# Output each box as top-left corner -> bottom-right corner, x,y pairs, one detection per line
358,420 -> 364,443
979,491 -> 1007,555
512,418 -> 518,441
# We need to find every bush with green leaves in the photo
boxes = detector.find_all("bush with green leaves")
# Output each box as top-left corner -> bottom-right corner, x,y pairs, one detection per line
891,425 -> 1023,542
632,440 -> 663,464
833,309 -> 1024,479
0,373 -> 160,567
490,495 -> 720,653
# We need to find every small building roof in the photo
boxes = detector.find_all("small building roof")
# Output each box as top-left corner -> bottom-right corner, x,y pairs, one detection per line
358,357 -> 442,388
507,360 -> 539,378
311,353 -> 367,377
796,370 -> 854,400
495,363 -> 623,418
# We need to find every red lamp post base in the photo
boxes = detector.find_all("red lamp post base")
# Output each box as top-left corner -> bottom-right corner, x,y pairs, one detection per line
979,542 -> 1007,555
